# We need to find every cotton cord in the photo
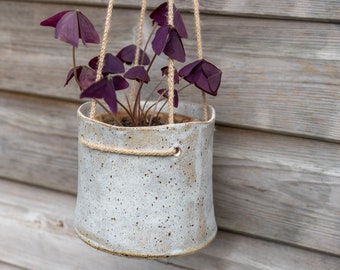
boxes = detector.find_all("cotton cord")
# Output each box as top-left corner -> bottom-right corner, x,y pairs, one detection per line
81,136 -> 178,156
134,0 -> 147,67
193,0 -> 208,121
167,0 -> 175,124
90,0 -> 115,119
129,0 -> 147,104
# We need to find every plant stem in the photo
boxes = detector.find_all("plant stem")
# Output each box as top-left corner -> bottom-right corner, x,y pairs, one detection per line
142,75 -> 166,112
71,47 -> 122,125
178,82 -> 192,92
72,47 -> 82,89
140,24 -> 158,65
132,53 -> 157,124
117,100 -> 135,124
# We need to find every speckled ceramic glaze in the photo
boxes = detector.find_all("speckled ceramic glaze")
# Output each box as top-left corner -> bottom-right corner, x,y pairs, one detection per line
74,101 -> 217,258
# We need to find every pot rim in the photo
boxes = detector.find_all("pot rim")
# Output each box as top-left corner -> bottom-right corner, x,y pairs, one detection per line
77,101 -> 216,131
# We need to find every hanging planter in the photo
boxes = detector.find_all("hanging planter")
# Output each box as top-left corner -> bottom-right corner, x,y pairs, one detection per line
41,0 -> 222,258
75,101 -> 216,257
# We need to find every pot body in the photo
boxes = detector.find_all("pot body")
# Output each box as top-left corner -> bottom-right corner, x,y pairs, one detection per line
74,101 -> 217,258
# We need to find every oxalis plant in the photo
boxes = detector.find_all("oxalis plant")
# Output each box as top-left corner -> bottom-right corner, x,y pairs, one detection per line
40,2 -> 222,127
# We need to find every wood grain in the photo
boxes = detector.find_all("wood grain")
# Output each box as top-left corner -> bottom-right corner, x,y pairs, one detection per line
0,262 -> 27,270
1,90 -> 339,255
2,1 -> 340,140
214,126 -> 340,255
10,0 -> 340,22
1,178 -> 339,270
0,91 -> 79,193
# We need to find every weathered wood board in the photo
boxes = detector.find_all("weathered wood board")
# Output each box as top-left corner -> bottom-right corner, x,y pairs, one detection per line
2,1 -> 340,140
11,0 -> 340,21
0,91 -> 78,193
0,262 -> 27,270
1,0 -> 340,267
1,178 -> 339,270
1,90 -> 339,255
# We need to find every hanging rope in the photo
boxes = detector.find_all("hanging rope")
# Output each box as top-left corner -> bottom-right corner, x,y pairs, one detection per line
167,0 -> 175,124
90,0 -> 115,119
193,0 -> 208,121
129,0 -> 147,104
89,0 -> 207,122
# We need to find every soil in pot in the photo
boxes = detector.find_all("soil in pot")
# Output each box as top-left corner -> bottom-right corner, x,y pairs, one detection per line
95,111 -> 198,127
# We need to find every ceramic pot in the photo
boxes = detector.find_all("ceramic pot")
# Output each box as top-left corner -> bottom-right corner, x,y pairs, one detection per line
74,101 -> 217,258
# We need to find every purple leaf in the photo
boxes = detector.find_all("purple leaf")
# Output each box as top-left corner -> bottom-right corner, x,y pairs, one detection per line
164,28 -> 185,62
65,65 -> 96,90
112,75 -> 129,90
173,9 -> 188,39
177,60 -> 200,77
80,78 -> 108,99
157,88 -> 179,108
40,10 -> 100,47
152,25 -> 169,55
77,11 -> 101,46
78,66 -> 97,89
89,53 -> 125,75
54,11 -> 79,48
40,10 -> 70,27
80,76 -> 128,114
178,59 -> 222,96
116,44 -> 150,65
150,3 -> 167,26
150,2 -> 188,38
161,66 -> 179,84
65,66 -> 81,87
124,66 -> 150,83
152,26 -> 185,62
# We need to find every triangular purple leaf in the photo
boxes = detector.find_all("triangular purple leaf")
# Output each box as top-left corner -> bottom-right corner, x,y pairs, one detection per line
152,25 -> 169,55
150,2 -> 188,38
124,66 -> 150,83
157,88 -> 179,108
77,11 -> 100,46
89,53 -> 125,75
161,66 -> 180,84
80,78 -> 108,99
112,75 -> 129,90
41,10 -> 99,47
173,10 -> 188,39
80,77 -> 120,114
64,65 -> 96,90
102,81 -> 119,114
117,44 -> 150,65
55,10 -> 79,47
164,28 -> 185,62
65,66 -> 81,87
78,66 -> 97,90
178,59 -> 222,96
150,2 -> 167,26
40,10 -> 70,27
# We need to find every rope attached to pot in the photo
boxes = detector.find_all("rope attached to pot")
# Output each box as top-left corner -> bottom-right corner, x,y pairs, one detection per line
193,0 -> 208,121
90,0 -> 115,119
167,0 -> 175,124
129,0 -> 147,105
82,0 -> 208,156
80,136 -> 178,156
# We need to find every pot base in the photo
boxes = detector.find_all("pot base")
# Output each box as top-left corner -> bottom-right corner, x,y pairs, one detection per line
75,227 -> 217,258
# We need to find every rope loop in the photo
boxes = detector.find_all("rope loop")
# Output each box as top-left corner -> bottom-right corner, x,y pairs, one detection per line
81,136 -> 179,157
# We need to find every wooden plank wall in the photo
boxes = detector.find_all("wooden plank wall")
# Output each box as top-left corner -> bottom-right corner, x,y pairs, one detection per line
1,0 -> 340,267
